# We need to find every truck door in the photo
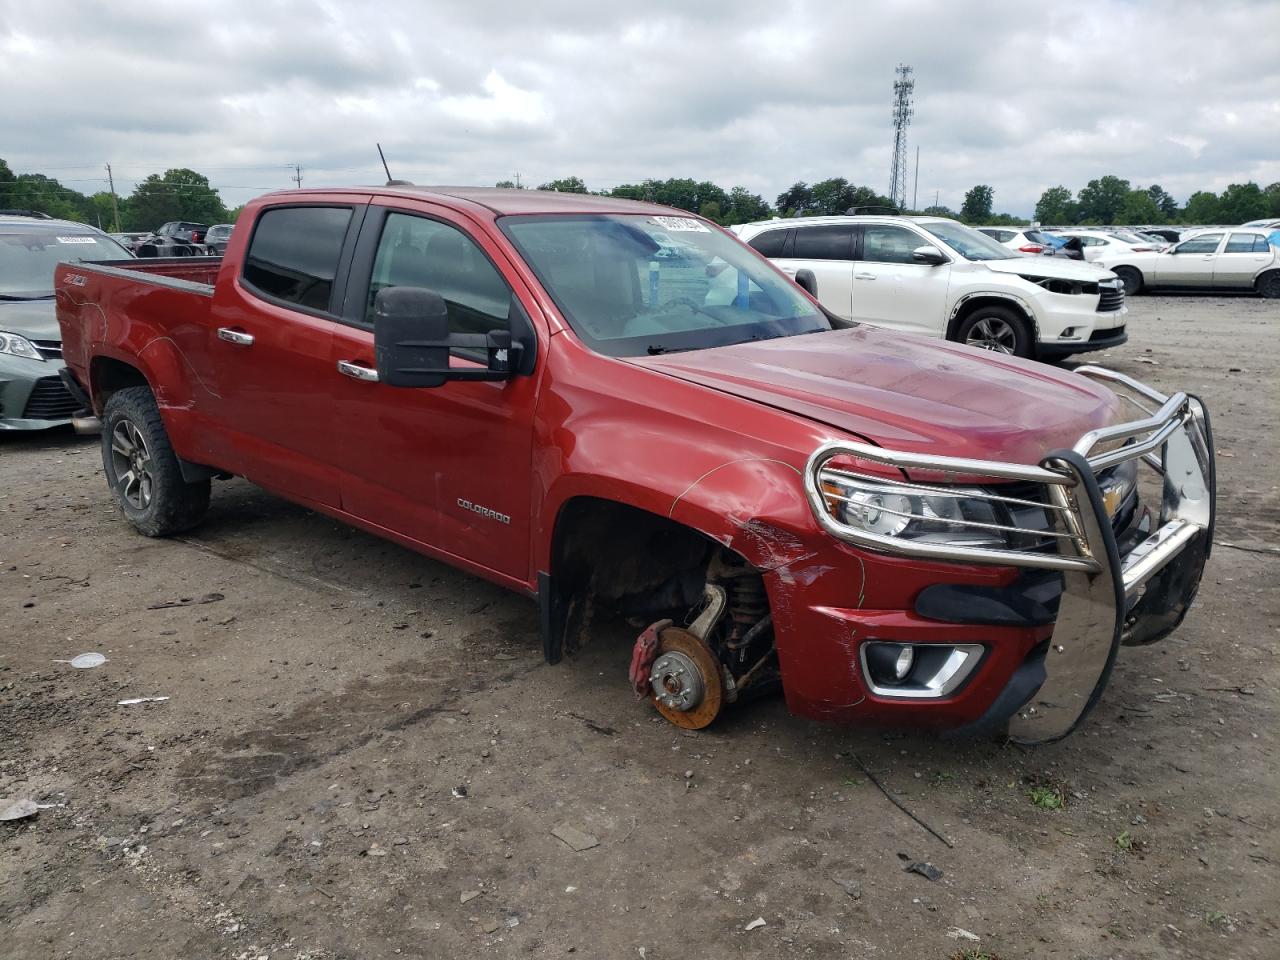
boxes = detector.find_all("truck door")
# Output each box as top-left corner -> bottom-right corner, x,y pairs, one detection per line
326,203 -> 540,584
849,223 -> 951,336
204,200 -> 367,506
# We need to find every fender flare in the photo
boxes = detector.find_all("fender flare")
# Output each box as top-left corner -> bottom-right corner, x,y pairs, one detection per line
947,291 -> 1040,343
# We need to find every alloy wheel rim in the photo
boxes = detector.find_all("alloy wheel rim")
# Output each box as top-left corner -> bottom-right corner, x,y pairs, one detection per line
110,419 -> 154,510
965,317 -> 1017,354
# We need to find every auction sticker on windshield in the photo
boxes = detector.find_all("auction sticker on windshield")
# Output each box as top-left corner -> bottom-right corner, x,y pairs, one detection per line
56,237 -> 97,244
651,216 -> 709,233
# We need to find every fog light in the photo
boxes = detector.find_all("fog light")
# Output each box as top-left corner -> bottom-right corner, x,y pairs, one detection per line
861,641 -> 986,699
894,645 -> 915,680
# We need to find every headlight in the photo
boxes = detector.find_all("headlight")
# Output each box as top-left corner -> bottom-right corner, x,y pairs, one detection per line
0,331 -> 44,362
820,475 -> 1020,549
1097,457 -> 1138,521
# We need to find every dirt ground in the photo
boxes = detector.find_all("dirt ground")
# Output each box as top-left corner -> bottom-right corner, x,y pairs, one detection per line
2,294 -> 1277,960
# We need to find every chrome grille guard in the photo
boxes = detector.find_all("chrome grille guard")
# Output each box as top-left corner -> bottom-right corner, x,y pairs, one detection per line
803,365 -> 1214,596
804,365 -> 1216,744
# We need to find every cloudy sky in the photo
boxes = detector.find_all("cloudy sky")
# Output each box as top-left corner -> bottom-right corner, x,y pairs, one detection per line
2,0 -> 1278,216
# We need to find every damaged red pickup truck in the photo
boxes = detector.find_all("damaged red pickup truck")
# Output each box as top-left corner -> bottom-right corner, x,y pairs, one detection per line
55,186 -> 1216,744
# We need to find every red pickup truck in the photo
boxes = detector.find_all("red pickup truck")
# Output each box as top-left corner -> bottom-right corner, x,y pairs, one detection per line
55,186 -> 1216,744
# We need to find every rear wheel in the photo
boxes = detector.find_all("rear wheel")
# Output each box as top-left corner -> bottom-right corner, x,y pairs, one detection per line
1258,271 -> 1280,299
1113,266 -> 1143,296
955,305 -> 1032,358
101,386 -> 210,537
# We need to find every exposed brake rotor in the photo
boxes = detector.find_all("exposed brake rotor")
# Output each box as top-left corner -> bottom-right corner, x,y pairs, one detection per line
648,627 -> 723,729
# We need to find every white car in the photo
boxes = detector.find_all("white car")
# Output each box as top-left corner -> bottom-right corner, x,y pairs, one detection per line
736,215 -> 1127,360
1095,228 -> 1280,297
1052,229 -> 1161,263
975,226 -> 1061,256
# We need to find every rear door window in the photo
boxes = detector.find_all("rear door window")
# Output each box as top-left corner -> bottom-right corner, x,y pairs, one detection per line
792,225 -> 854,261
747,229 -> 790,258
242,206 -> 354,313
1225,233 -> 1268,253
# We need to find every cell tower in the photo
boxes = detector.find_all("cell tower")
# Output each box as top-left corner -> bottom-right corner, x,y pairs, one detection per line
889,64 -> 914,210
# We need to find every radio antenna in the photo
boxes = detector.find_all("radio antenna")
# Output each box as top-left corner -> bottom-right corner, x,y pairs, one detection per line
377,143 -> 394,184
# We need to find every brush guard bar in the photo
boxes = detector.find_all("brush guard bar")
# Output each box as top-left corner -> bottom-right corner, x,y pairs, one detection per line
804,366 -> 1216,743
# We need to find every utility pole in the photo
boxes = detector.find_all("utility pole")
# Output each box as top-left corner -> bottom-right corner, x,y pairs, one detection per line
292,164 -> 303,188
912,145 -> 920,212
514,171 -> 521,189
935,189 -> 940,211
105,163 -> 121,233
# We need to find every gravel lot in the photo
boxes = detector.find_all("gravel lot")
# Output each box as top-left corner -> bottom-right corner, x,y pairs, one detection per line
2,294 -> 1277,960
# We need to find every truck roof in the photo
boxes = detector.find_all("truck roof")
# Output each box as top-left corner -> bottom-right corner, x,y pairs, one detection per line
254,185 -> 684,218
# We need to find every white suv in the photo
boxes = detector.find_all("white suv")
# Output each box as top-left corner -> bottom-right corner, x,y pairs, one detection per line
734,215 -> 1127,359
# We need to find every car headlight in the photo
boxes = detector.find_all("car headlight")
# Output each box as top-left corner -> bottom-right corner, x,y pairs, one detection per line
820,475 -> 1020,549
0,331 -> 45,362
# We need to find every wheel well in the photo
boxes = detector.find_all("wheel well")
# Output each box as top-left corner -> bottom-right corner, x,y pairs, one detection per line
90,356 -> 150,409
947,296 -> 1036,342
541,496 -> 753,662
1113,264 -> 1143,280
1257,269 -> 1280,291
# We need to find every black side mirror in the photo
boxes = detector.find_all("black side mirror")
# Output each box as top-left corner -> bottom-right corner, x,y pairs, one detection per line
373,286 -> 535,389
911,244 -> 948,266
794,268 -> 818,296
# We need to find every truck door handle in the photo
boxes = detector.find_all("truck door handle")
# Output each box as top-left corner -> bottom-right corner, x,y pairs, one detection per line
216,327 -> 254,346
337,360 -> 379,383
854,273 -> 877,280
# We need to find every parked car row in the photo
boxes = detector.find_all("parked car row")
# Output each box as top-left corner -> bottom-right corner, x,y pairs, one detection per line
109,222 -> 236,257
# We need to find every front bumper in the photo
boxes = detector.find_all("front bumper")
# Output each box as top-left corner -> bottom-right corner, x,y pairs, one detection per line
0,355 -> 77,430
794,367 -> 1214,743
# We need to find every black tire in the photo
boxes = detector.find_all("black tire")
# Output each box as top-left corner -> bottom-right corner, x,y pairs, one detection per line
1113,266 -> 1143,296
101,386 -> 210,537
954,305 -> 1033,358
1257,271 -> 1280,299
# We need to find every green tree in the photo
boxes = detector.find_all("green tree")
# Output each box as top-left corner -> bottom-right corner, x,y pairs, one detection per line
1118,189 -> 1160,225
1076,176 -> 1131,224
0,158 -> 14,208
921,204 -> 956,218
124,169 -> 227,231
959,184 -> 994,223
87,191 -> 123,231
537,176 -> 587,193
698,200 -> 723,223
722,186 -> 772,225
494,179 -> 517,189
1265,182 -> 1280,218
1182,191 -> 1222,224
775,182 -> 814,217
1217,182 -> 1267,224
1035,185 -> 1078,224
1145,184 -> 1178,221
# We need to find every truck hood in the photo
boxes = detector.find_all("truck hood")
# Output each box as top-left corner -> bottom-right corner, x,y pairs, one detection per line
0,297 -> 59,341
631,326 -> 1125,464
983,257 -> 1115,281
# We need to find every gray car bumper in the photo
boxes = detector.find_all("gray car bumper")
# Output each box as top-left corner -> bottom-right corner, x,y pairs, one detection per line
0,354 -> 78,430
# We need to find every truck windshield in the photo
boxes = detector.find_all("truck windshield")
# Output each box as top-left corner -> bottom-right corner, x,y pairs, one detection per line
501,214 -> 830,356
0,229 -> 132,297
919,220 -> 1016,261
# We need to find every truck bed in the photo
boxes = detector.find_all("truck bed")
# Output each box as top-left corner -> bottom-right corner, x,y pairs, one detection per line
55,257 -> 222,409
